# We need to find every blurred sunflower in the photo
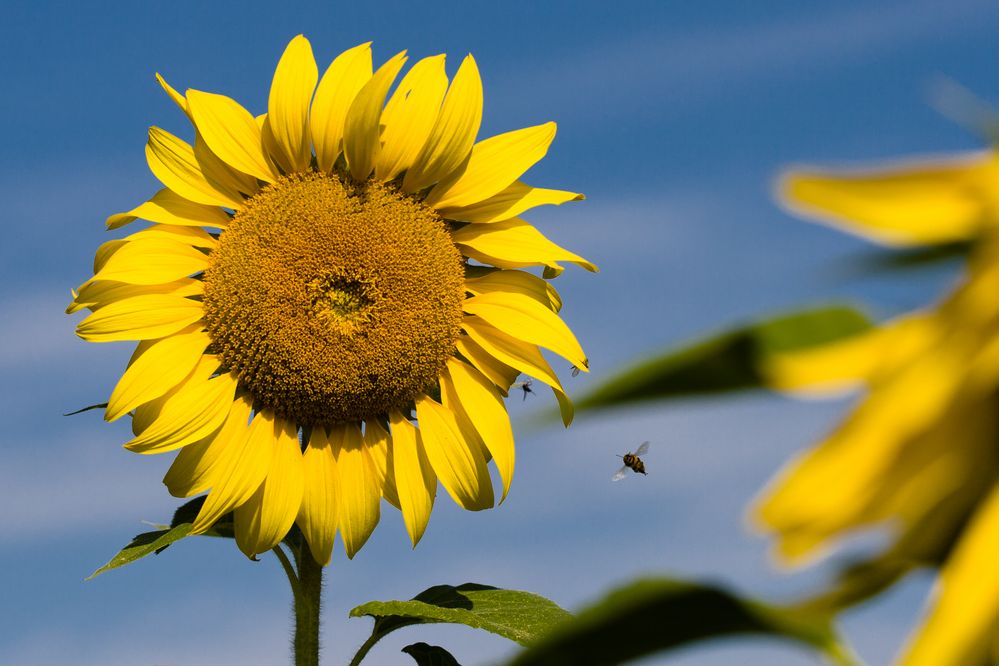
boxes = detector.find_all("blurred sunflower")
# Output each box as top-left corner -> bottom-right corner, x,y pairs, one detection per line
752,151 -> 999,665
68,36 -> 594,566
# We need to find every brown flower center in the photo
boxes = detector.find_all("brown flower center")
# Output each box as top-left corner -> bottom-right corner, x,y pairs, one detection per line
203,171 -> 465,425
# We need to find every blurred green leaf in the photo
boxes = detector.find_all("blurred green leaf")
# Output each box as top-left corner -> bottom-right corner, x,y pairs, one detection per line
576,304 -> 871,412
401,643 -> 462,666
507,578 -> 858,666
846,241 -> 971,277
87,523 -> 193,580
349,583 -> 571,665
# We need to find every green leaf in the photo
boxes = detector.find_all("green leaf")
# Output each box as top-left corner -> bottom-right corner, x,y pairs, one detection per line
87,523 -> 193,580
846,241 -> 971,276
506,578 -> 858,666
401,643 -> 462,666
575,304 -> 871,412
87,498 -> 239,580
349,583 -> 571,664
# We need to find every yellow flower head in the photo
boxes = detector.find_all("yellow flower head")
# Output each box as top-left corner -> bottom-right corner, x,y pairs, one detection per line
754,151 -> 999,665
69,36 -> 594,566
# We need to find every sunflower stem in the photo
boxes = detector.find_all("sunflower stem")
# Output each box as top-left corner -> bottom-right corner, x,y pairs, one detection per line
291,539 -> 323,666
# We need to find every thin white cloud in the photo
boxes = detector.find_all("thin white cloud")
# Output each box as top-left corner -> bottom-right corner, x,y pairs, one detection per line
493,0 -> 999,121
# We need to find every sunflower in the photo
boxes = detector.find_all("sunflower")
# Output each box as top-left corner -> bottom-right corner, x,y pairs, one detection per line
68,36 -> 594,566
752,151 -> 999,665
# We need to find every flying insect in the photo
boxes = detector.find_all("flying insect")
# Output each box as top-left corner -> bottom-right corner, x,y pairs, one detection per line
512,379 -> 534,400
612,441 -> 650,481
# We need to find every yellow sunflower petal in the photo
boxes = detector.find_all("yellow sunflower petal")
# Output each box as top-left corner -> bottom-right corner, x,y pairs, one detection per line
453,217 -> 597,273
90,237 -> 209,286
375,54 -> 448,181
297,428 -> 339,566
107,188 -> 231,230
342,51 -> 407,180
364,420 -> 400,509
191,408 -> 277,533
263,35 -> 318,174
146,127 -> 243,209
465,269 -> 562,312
106,324 -> 210,421
463,291 -> 587,369
125,223 -> 216,249
312,42 -> 372,172
330,423 -> 381,558
234,415 -> 304,559
76,294 -> 203,342
389,410 -> 436,546
461,318 -> 574,426
444,358 -> 515,501
414,394 -> 493,511
194,133 -> 260,202
781,153 -> 999,247
187,89 -> 278,183
439,180 -> 583,223
454,334 -> 520,393
899,483 -> 999,666
164,396 -> 253,498
403,55 -> 482,193
93,240 -> 127,274
155,72 -> 189,115
765,314 -> 936,396
426,123 -> 557,209
67,278 -> 203,315
126,357 -> 237,454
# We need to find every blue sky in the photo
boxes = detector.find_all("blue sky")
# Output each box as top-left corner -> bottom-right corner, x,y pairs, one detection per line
3,1 -> 999,664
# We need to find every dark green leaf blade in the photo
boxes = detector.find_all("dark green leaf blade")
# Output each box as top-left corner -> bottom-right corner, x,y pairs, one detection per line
402,643 -> 462,666
87,523 -> 192,580
349,583 -> 571,664
576,304 -> 871,412
63,402 -> 108,416
507,578 -> 858,666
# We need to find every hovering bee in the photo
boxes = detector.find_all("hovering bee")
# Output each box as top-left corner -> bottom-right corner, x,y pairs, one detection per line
570,365 -> 581,378
511,379 -> 534,400
612,441 -> 650,481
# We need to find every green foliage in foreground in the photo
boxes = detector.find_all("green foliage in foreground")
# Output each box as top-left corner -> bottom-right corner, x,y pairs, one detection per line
575,303 -> 871,412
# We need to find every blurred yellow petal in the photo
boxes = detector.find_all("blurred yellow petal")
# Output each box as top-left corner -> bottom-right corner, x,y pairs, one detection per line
403,55 -> 482,193
375,54 -> 448,181
343,51 -> 407,180
454,217 -> 597,273
330,423 -> 381,558
106,324 -> 210,421
781,153 -> 999,247
439,180 -> 583,223
415,394 -> 493,511
900,483 -> 999,666
312,42 -> 372,172
187,89 -> 278,182
463,291 -> 588,369
76,294 -> 203,342
445,358 -> 515,501
389,410 -> 436,546
427,122 -> 557,209
297,428 -> 339,566
234,415 -> 304,559
107,188 -> 231,230
263,35 -> 318,173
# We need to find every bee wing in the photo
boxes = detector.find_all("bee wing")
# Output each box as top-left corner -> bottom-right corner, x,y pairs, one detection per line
635,441 -> 650,456
611,465 -> 629,481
